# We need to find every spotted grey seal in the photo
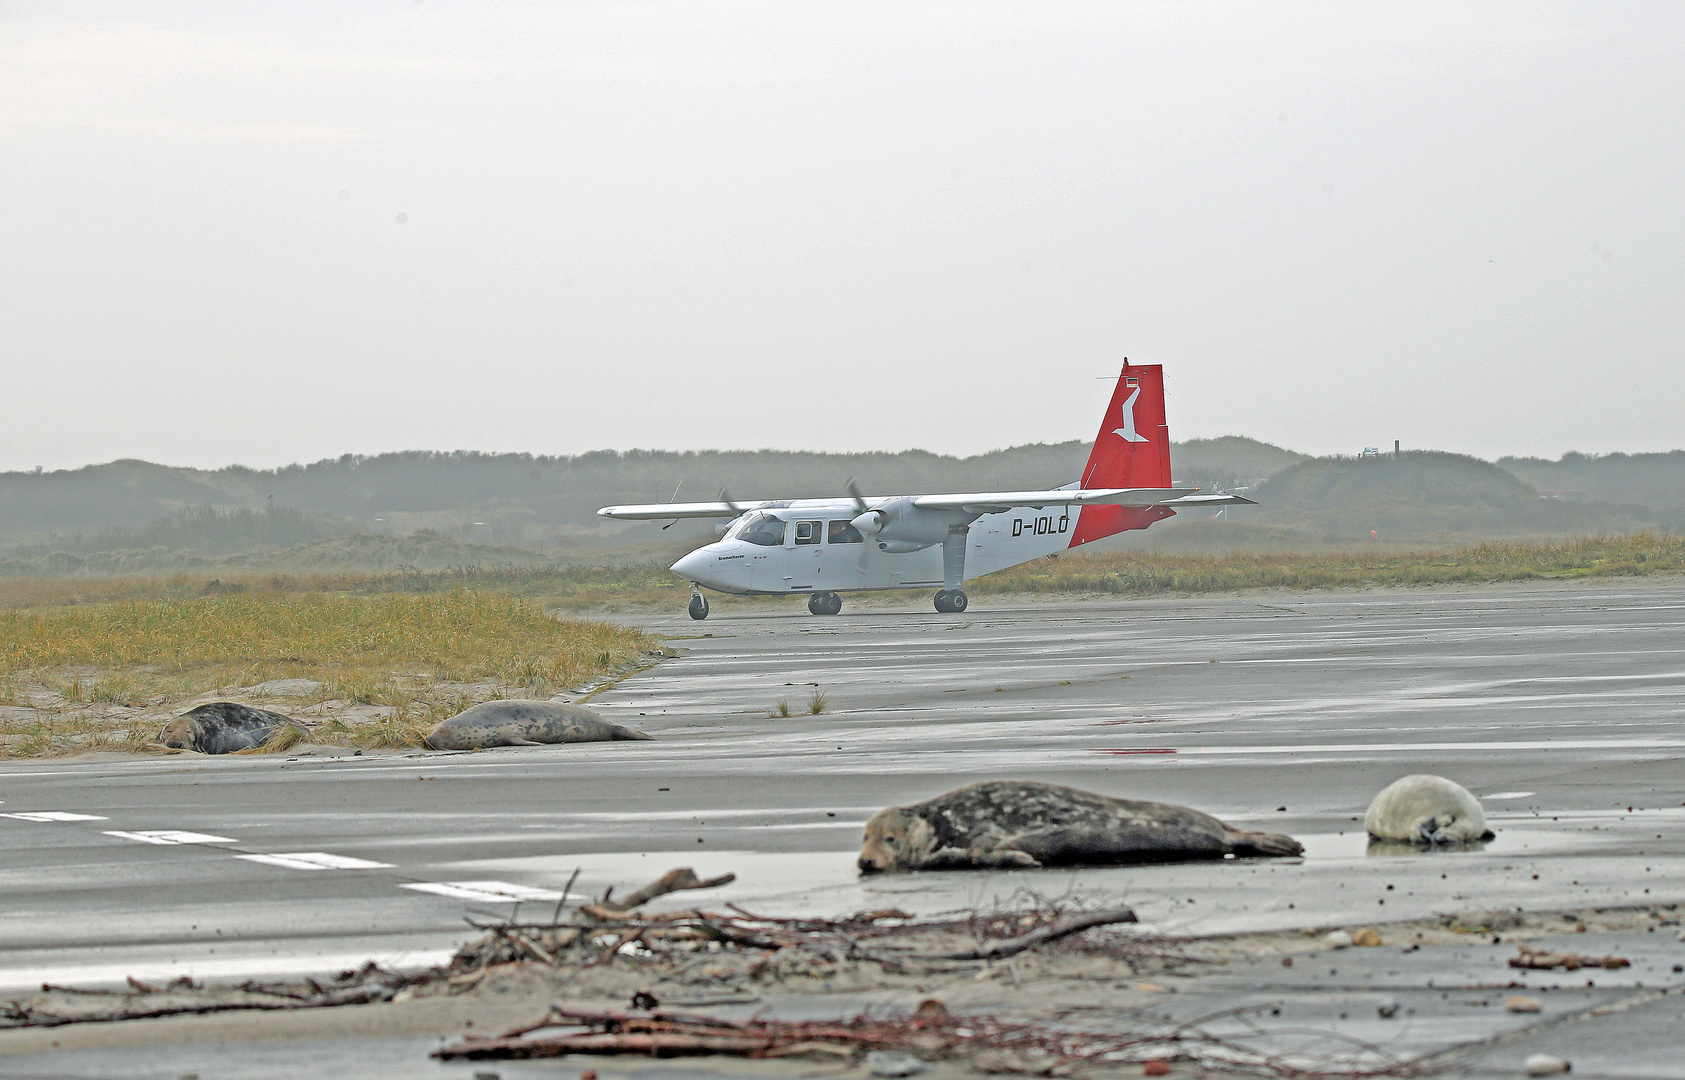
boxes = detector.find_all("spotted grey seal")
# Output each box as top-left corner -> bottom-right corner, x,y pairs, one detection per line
1365,774 -> 1493,845
858,780 -> 1303,873
159,702 -> 305,755
425,700 -> 653,750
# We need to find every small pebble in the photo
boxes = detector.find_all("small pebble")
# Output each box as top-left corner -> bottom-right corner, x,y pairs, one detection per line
1280,956 -> 1294,967
1324,930 -> 1353,950
1352,929 -> 1382,947
1523,1053 -> 1571,1076
1376,998 -> 1400,1019
1506,995 -> 1543,1014
1142,1061 -> 1172,1077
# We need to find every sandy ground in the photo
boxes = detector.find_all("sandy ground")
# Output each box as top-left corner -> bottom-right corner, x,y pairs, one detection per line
3,579 -> 1684,1077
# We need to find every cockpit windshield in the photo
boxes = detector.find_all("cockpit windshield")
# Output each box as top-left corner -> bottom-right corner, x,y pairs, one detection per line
725,511 -> 787,547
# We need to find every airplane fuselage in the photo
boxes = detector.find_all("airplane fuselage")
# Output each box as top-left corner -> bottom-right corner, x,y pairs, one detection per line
670,497 -> 1149,596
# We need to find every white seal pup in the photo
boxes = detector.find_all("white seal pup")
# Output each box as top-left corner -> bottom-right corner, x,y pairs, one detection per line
1365,774 -> 1493,844
858,780 -> 1303,874
159,703 -> 305,755
425,700 -> 653,750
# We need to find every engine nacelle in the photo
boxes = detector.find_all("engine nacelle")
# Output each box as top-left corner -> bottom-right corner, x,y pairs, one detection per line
850,498 -> 972,548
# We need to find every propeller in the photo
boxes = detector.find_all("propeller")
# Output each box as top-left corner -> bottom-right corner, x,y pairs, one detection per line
846,478 -> 869,515
719,487 -> 743,514
846,479 -> 885,536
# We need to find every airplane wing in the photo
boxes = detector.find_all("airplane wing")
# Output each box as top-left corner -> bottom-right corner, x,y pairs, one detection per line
908,487 -> 1208,513
597,500 -> 778,520
598,489 -> 1258,520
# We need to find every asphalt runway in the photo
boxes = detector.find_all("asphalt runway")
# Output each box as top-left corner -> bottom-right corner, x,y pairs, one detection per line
2,580 -> 1683,1020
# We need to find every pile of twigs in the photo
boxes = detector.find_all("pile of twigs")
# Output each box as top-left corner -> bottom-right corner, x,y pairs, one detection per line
0,869 -> 1159,1031
441,868 -> 1151,977
433,1000 -> 1436,1078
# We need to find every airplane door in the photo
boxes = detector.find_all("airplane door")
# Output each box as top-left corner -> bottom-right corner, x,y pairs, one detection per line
786,519 -> 823,590
737,513 -> 789,591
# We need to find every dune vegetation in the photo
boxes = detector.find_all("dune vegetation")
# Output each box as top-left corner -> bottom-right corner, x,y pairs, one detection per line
975,532 -> 1685,596
0,590 -> 655,758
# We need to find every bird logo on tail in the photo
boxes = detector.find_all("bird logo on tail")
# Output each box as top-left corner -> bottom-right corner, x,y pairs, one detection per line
1110,387 -> 1149,443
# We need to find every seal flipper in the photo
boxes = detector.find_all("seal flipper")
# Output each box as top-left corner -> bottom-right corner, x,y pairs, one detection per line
920,845 -> 1039,870
506,737 -> 545,746
608,725 -> 655,741
1225,828 -> 1304,858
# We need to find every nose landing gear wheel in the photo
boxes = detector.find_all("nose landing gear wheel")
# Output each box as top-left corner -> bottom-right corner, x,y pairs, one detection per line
807,591 -> 843,616
687,593 -> 710,620
933,589 -> 968,613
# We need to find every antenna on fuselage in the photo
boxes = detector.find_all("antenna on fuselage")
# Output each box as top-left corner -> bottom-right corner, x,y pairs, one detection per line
660,479 -> 685,530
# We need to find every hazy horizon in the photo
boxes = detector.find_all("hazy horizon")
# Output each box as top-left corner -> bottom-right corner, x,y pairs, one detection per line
5,3 -> 1681,472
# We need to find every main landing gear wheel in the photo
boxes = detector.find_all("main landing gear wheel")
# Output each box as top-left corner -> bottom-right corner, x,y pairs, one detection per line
933,589 -> 968,613
687,592 -> 710,620
807,591 -> 843,616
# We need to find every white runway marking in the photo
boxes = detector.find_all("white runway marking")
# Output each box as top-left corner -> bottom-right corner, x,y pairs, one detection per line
401,880 -> 568,902
236,852 -> 393,871
104,830 -> 237,845
1095,738 -> 1685,756
0,811 -> 109,822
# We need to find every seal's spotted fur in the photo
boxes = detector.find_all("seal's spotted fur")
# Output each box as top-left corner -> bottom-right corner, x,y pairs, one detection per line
159,703 -> 303,755
859,780 -> 1302,873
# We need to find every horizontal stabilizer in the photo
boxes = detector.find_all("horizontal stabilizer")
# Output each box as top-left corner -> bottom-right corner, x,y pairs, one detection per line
1156,493 -> 1259,507
909,487 -> 1199,513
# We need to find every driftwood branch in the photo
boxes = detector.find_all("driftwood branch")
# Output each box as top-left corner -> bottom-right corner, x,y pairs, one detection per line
925,906 -> 1138,961
433,1004 -> 1431,1076
589,867 -> 736,915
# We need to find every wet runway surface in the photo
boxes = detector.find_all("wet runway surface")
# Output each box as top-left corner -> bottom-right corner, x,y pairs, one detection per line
2,581 -> 1683,1075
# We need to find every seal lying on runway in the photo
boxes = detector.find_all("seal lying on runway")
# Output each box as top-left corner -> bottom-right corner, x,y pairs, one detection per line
1365,774 -> 1493,845
159,703 -> 305,755
425,700 -> 653,750
857,780 -> 1303,873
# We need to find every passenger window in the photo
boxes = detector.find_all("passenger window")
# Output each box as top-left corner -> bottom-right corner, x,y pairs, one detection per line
827,519 -> 864,544
794,520 -> 822,545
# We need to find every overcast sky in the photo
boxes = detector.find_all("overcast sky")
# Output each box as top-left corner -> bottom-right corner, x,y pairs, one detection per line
2,2 -> 1680,472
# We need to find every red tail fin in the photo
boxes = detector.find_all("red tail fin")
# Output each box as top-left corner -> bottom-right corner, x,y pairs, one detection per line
1068,363 -> 1175,547
1079,363 -> 1170,489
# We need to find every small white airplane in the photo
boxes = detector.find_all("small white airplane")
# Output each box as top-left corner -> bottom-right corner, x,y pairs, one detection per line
598,364 -> 1255,619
